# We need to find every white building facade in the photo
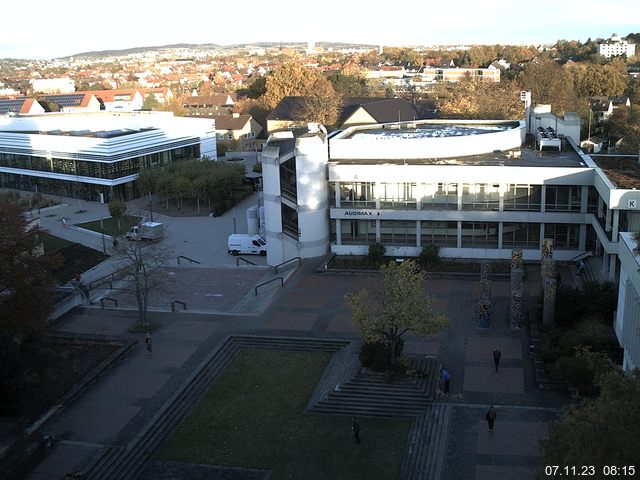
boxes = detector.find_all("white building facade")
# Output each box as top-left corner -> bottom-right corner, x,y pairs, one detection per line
599,34 -> 636,58
0,112 -> 216,201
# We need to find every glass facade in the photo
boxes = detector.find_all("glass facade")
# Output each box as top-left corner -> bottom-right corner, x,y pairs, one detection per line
462,183 -> 500,210
0,145 -> 200,201
545,185 -> 581,211
0,146 -> 198,181
331,180 -> 590,252
502,223 -> 540,248
421,183 -> 457,210
420,221 -> 458,247
544,224 -> 579,249
380,220 -> 416,245
341,219 -> 376,244
503,184 -> 542,211
461,222 -> 499,248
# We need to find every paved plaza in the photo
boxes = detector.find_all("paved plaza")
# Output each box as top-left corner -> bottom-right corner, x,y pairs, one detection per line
9,191 -> 572,479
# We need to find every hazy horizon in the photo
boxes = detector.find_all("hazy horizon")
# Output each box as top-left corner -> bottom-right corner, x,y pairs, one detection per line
1,0 -> 639,60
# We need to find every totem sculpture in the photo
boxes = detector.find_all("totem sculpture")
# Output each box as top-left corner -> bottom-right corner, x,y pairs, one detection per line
541,238 -> 557,325
510,249 -> 524,329
479,261 -> 491,328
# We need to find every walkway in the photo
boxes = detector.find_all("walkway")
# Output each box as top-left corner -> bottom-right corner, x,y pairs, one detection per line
19,256 -> 571,480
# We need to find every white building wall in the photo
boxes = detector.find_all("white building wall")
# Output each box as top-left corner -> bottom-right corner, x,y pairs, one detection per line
331,121 -> 525,160
295,133 -> 329,259
615,233 -> 640,371
261,144 -> 287,266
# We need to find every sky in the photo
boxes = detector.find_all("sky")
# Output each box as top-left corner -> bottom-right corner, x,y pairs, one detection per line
1,0 -> 639,59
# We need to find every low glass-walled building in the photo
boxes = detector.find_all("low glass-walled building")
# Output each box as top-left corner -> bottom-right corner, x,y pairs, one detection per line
0,112 -> 216,201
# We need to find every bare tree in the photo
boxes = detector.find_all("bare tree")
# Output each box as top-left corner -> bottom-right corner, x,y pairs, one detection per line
114,239 -> 173,328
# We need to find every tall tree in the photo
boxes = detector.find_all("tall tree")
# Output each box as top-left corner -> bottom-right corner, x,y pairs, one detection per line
108,199 -> 127,232
345,259 -> 450,359
536,360 -> 640,477
520,56 -> 578,114
0,202 -> 59,340
262,62 -> 335,106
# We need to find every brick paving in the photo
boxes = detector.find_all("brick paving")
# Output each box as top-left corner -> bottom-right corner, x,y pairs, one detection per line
22,261 -> 570,479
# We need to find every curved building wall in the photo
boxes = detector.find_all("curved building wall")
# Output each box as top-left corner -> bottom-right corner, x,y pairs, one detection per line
295,134 -> 329,259
330,120 -> 525,160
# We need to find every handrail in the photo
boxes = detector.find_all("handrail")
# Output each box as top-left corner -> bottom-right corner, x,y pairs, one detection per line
89,265 -> 129,291
177,255 -> 201,265
171,300 -> 187,312
569,251 -> 593,263
236,256 -> 256,266
100,297 -> 118,308
274,257 -> 301,274
255,277 -> 283,295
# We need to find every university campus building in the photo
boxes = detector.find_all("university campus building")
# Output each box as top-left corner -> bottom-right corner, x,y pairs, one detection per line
260,108 -> 640,372
0,112 -> 216,201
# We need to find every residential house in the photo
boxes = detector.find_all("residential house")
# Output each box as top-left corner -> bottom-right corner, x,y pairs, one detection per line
266,97 -> 432,133
182,93 -> 238,116
0,97 -> 45,115
40,93 -> 102,113
85,89 -> 145,112
215,113 -> 263,152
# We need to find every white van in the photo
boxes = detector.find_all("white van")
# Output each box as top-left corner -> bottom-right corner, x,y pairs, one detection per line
228,234 -> 267,256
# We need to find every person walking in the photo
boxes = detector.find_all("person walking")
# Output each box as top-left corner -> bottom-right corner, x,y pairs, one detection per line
576,259 -> 585,277
485,405 -> 497,432
440,369 -> 451,393
351,417 -> 361,444
493,347 -> 502,372
145,332 -> 152,355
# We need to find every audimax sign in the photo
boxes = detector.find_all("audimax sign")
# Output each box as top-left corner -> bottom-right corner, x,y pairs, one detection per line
344,210 -> 380,216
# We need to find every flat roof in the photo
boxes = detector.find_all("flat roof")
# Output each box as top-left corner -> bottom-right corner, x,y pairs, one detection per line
329,144 -> 586,168
342,122 -> 519,140
593,155 -> 640,189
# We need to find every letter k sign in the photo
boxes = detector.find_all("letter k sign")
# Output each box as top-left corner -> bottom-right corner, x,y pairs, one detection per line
629,200 -> 637,209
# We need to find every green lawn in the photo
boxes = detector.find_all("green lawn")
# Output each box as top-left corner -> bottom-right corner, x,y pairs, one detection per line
40,233 -> 109,283
76,215 -> 142,237
40,232 -> 74,253
157,349 -> 411,480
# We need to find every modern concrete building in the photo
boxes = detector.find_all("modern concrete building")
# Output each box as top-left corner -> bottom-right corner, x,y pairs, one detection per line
260,112 -> 640,371
0,112 -> 216,201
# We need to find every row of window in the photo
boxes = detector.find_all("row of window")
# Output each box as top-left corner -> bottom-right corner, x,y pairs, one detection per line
0,147 -> 198,180
339,220 -> 580,249
335,182 -> 596,212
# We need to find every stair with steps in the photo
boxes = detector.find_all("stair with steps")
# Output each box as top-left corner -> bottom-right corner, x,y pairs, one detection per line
309,357 -> 441,418
401,403 -> 451,480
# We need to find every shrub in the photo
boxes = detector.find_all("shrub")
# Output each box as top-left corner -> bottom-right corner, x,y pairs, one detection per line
419,244 -> 440,271
368,242 -> 386,267
359,338 -> 404,372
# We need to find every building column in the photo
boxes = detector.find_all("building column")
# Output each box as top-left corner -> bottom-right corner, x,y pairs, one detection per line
375,219 -> 381,242
609,254 -> 617,282
499,184 -> 505,212
539,224 -> 545,254
457,184 -> 463,211
605,205 -> 612,232
498,222 -> 504,250
580,185 -> 589,214
335,182 -> 341,208
612,210 -> 620,241
416,220 -> 421,248
457,221 -> 462,249
597,196 -> 603,218
335,219 -> 342,245
540,185 -> 546,213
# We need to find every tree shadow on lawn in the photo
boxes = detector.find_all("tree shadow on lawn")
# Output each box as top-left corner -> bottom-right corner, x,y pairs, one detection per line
157,349 -> 412,480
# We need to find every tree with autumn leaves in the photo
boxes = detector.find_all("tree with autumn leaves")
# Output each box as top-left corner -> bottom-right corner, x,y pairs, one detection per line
345,260 -> 450,368
0,202 -> 59,341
